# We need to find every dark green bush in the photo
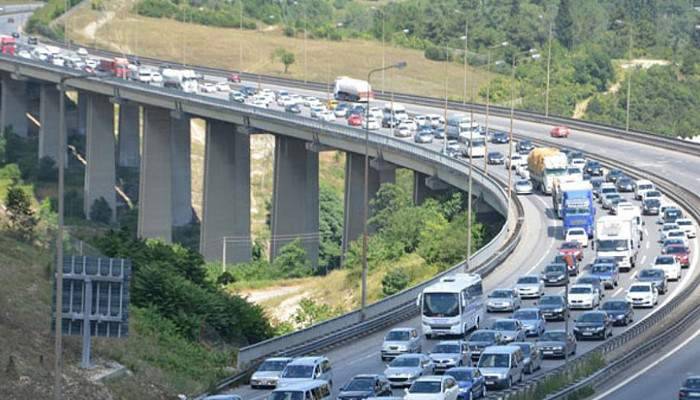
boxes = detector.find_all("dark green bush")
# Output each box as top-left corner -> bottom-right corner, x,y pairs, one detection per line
382,268 -> 410,296
89,197 -> 112,224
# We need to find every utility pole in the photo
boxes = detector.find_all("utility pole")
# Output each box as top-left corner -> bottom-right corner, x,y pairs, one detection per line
463,21 -> 468,105
625,32 -> 634,133
506,55 -> 516,219
239,0 -> 243,74
545,21 -> 553,117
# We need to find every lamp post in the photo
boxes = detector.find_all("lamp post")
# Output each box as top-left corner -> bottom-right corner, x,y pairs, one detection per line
625,33 -> 634,133
483,42 -> 508,176
239,0 -> 244,74
506,55 -> 516,221
545,20 -> 553,117
362,61 -> 407,314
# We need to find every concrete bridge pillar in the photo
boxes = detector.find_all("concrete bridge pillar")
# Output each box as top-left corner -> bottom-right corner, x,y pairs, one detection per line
1,74 -> 28,137
77,91 -> 87,136
84,93 -> 116,222
413,171 -> 448,205
117,103 -> 140,168
38,84 -> 61,161
270,136 -> 319,268
138,107 -> 173,242
199,121 -> 251,264
170,115 -> 192,227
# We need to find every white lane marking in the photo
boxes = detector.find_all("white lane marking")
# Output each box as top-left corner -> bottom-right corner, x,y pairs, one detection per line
526,233 -> 555,275
640,255 -> 646,265
645,240 -> 650,250
590,326 -> 700,400
346,351 -> 378,366
612,286 -> 625,297
536,195 -> 550,210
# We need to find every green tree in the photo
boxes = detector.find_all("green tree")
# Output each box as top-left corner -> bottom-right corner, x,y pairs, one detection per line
89,197 -> 112,224
381,267 -> 410,296
4,185 -> 37,241
293,298 -> 339,328
369,183 -> 411,232
272,48 -> 296,73
555,0 -> 574,49
318,184 -> 344,273
273,239 -> 313,278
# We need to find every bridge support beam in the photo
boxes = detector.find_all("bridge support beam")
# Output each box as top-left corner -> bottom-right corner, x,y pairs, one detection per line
1,74 -> 28,137
38,84 -> 61,161
84,93 -> 116,222
341,153 -> 396,255
199,121 -> 251,264
138,107 -> 173,242
413,172 -> 448,205
77,91 -> 87,136
170,115 -> 192,227
270,136 -> 319,268
117,103 -> 140,168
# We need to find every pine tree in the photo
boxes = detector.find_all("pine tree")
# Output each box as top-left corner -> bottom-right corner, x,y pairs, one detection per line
4,185 -> 37,242
555,0 -> 574,49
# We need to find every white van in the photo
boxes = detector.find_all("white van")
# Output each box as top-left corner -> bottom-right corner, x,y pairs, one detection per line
477,345 -> 525,390
269,380 -> 332,400
634,179 -> 654,200
277,356 -> 333,388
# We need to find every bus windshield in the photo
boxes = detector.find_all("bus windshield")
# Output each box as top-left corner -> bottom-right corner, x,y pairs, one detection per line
423,292 -> 460,317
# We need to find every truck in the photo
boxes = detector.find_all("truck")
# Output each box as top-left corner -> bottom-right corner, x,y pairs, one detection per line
0,35 -> 16,55
595,216 -> 639,272
333,76 -> 372,102
555,180 -> 595,237
446,114 -> 480,141
418,273 -> 484,338
98,57 -> 130,79
527,148 -> 569,194
162,68 -> 199,93
616,203 -> 644,242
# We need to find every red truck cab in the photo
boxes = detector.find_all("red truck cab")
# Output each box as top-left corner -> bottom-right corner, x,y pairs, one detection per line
0,35 -> 16,56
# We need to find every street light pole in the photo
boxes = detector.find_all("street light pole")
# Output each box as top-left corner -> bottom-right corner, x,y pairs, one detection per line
545,21 -> 553,117
625,33 -> 633,133
239,0 -> 243,74
463,21 -> 468,105
362,62 -> 407,315
506,55 -> 516,219
304,6 -> 308,83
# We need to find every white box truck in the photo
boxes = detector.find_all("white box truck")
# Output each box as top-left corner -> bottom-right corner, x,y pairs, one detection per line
595,216 -> 640,272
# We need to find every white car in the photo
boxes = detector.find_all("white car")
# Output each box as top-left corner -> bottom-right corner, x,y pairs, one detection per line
567,284 -> 599,310
251,99 -> 268,108
216,82 -> 230,92
310,105 -> 326,118
318,110 -> 336,122
394,125 -> 411,138
634,179 -> 655,200
363,117 -> 381,130
77,47 -> 88,56
516,164 -> 530,179
368,107 -> 383,120
428,114 -> 444,128
565,228 -> 589,247
404,375 -> 460,400
626,282 -> 658,308
676,219 -> 697,238
506,154 -> 525,170
303,96 -> 319,107
150,72 -> 163,86
653,255 -> 682,281
401,119 -> 419,132
414,115 -> 430,127
570,158 -> 586,170
666,230 -> 689,247
514,179 -> 533,195
660,225 -> 682,242
199,82 -> 217,93
85,57 -> 99,68
17,49 -> 32,59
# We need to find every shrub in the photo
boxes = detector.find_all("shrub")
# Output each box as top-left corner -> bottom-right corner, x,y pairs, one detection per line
4,185 -> 37,241
382,268 -> 410,296
283,26 -> 296,37
89,197 -> 112,224
424,45 -> 452,62
37,156 -> 57,182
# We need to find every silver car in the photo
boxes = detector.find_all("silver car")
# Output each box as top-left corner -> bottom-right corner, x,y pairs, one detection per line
512,308 -> 547,337
381,328 -> 421,361
428,341 -> 471,372
486,288 -> 521,312
250,357 -> 293,389
384,353 -> 434,387
491,319 -> 526,343
515,179 -> 533,195
514,275 -> 545,299
510,342 -> 542,374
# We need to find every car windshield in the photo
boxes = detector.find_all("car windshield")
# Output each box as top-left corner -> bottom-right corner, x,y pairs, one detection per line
570,287 -> 592,294
677,220 -> 692,226
344,377 -> 374,391
469,332 -> 495,342
578,313 -> 605,323
560,242 -> 579,249
646,191 -> 661,198
684,378 -> 700,389
518,276 -> 539,284
597,239 -> 629,252
655,257 -> 675,265
639,269 -> 664,279
664,246 -> 687,254
258,360 -> 289,372
493,321 -> 518,331
423,293 -> 460,317
645,199 -> 661,207
446,369 -> 473,381
540,296 -> 563,305
541,332 -> 566,342
433,344 -> 460,354
545,264 -> 566,273
577,277 -> 599,286
602,301 -> 627,311
591,264 -> 614,274
386,331 -> 410,341
489,290 -> 512,299
513,310 -> 538,320
409,381 -> 442,394
269,392 -> 303,400
390,357 -> 420,367
478,354 -> 510,368
630,285 -> 651,293
662,224 -> 679,231
281,365 -> 314,378
513,343 -> 531,355
568,229 -> 585,236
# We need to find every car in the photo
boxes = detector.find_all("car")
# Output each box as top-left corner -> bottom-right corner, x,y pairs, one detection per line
347,114 -> 363,126
627,282 -> 659,308
584,160 -> 603,176
661,221 -> 681,235
550,126 -> 570,138
573,311 -> 613,340
490,319 -> 526,344
575,275 -> 604,300
642,189 -> 663,202
509,342 -> 542,375
676,218 -> 697,238
337,374 -> 393,400
663,238 -> 687,249
432,127 -> 446,139
251,99 -> 268,108
600,299 -> 634,326
591,256 -> 619,271
512,308 -> 546,337
537,295 -> 568,321
199,82 -> 217,93
559,241 -> 584,262
362,117 -> 381,130
679,376 -> 700,399
605,169 -> 625,183
653,255 -> 682,280
598,183 -> 617,201
334,104 -> 350,118
250,357 -> 294,389
491,132 -> 510,144
536,330 -> 576,359
285,104 -> 302,114
514,179 -> 533,195
514,275 -> 545,299
277,356 -> 332,387
415,129 -> 435,144
17,49 -> 32,59
466,330 -> 504,362
27,36 -> 38,45
663,207 -> 683,224
633,179 -> 654,199
442,140 -> 462,157
541,263 -> 569,286
319,110 -> 336,122
601,193 -> 622,210
636,268 -> 668,295
663,245 -> 691,269
487,151 -> 505,165
505,154 -> 524,170
615,177 -> 635,192
203,395 -> 241,400
516,140 -> 534,154
565,228 -> 589,247
229,91 -> 246,103
394,124 -> 412,138
588,263 -> 619,289
381,328 -> 422,361
553,254 -> 580,276
382,115 -> 401,128
404,375 -> 460,400
476,346 -> 525,390
227,73 -> 241,83
567,284 -> 599,310
444,367 -> 487,399
486,288 -> 521,313
663,230 -> 689,247
642,198 -> 661,215
384,354 -> 434,387
570,158 -> 586,171
428,341 -> 471,373
609,197 -> 628,215
414,115 -> 430,127
428,114 -> 444,128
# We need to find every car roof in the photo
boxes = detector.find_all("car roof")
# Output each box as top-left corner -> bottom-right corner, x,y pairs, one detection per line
265,357 -> 294,362
435,340 -> 464,345
273,380 -> 331,391
571,283 -> 594,289
414,375 -> 447,382
389,327 -> 414,333
482,345 -> 522,354
288,356 -> 327,365
352,374 -> 381,379
515,307 -> 540,313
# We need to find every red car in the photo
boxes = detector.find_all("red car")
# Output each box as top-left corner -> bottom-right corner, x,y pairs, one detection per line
347,114 -> 363,126
227,73 -> 241,83
663,245 -> 690,268
550,126 -> 570,138
559,241 -> 584,262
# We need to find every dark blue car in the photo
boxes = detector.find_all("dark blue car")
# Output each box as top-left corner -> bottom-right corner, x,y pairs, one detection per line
491,132 -> 509,144
445,367 -> 487,399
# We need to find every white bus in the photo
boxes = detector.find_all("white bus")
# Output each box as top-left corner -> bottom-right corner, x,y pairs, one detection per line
418,273 -> 485,339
